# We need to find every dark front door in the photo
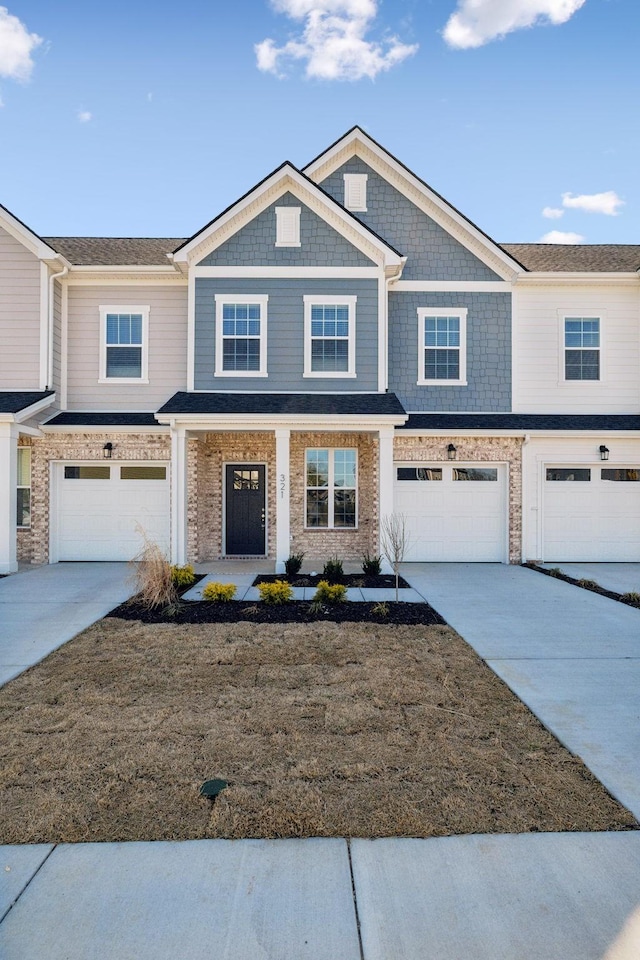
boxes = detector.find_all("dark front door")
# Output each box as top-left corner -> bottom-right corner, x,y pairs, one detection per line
225,464 -> 266,555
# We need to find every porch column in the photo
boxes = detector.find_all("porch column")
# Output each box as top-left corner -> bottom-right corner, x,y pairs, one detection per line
0,423 -> 19,574
275,428 -> 290,574
170,426 -> 188,565
378,427 -> 395,574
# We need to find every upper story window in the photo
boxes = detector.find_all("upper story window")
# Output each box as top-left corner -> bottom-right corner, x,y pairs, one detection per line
215,295 -> 268,377
99,306 -> 149,383
343,173 -> 367,212
275,206 -> 301,247
306,448 -> 357,529
417,308 -> 467,386
303,295 -> 357,378
564,316 -> 600,380
17,447 -> 31,528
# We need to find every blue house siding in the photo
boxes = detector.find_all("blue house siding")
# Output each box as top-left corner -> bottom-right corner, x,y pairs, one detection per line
388,291 -> 511,411
194,277 -> 378,391
320,160 -> 501,282
198,193 -> 374,267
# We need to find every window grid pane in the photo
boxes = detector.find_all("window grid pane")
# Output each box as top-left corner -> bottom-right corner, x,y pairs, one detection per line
564,318 -> 600,381
310,304 -> 350,373
305,449 -> 356,528
423,315 -> 460,380
106,346 -> 142,378
221,303 -> 262,372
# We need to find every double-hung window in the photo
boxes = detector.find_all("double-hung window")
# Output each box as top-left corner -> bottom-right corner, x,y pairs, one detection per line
418,308 -> 467,385
305,448 -> 357,529
303,295 -> 356,378
99,306 -> 149,382
563,316 -> 600,380
215,295 -> 268,377
17,448 -> 31,528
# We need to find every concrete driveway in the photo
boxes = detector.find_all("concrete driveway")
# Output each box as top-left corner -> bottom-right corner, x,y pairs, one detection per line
404,563 -> 640,820
541,562 -> 640,596
0,563 -> 134,687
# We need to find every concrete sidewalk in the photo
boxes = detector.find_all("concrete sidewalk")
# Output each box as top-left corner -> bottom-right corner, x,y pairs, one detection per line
0,563 -> 134,687
2,834 -> 640,960
405,562 -> 640,820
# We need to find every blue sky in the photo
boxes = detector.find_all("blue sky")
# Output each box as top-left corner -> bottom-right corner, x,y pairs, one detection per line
0,0 -> 637,244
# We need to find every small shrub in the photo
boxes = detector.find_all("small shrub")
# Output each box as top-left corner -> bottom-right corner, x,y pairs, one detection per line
258,580 -> 293,604
371,600 -> 389,618
284,552 -> 305,577
171,564 -> 196,588
202,582 -> 236,602
577,578 -> 599,591
546,567 -> 563,578
621,592 -> 640,606
322,556 -> 344,583
313,580 -> 347,604
361,552 -> 382,577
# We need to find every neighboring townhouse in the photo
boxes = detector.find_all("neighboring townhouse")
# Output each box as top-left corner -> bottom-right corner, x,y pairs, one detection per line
1,127 -> 639,575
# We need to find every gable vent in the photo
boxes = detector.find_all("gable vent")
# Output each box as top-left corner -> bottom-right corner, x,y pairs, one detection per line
275,206 -> 301,247
344,173 -> 368,212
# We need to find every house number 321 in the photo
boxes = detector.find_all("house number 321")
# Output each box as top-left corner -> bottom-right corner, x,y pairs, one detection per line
279,474 -> 286,499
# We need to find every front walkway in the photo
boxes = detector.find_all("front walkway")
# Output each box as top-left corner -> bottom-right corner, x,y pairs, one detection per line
0,563 -> 133,687
404,562 -> 640,820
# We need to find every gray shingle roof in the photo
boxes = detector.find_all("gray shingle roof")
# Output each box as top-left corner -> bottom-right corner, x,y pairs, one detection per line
43,237 -> 185,266
501,244 -> 640,272
401,414 -> 640,432
0,391 -> 54,414
45,412 -> 161,427
158,392 -> 407,417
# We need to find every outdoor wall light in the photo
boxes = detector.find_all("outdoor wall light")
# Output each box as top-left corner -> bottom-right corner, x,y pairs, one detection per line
103,442 -> 113,459
447,443 -> 457,460
599,445 -> 609,461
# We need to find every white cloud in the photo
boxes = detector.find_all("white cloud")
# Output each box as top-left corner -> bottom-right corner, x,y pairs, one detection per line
443,0 -> 586,49
77,109 -> 92,123
0,6 -> 42,80
542,206 -> 564,219
540,230 -> 585,244
256,0 -> 418,80
561,190 -> 624,216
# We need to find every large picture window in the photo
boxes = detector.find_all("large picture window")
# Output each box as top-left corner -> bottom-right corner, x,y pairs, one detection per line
215,295 -> 268,377
417,308 -> 467,385
99,306 -> 149,382
564,316 -> 600,380
304,296 -> 356,378
17,447 -> 31,528
305,448 -> 357,528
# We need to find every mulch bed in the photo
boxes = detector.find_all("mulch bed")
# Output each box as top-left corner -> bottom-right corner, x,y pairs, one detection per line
254,573 -> 411,589
523,563 -> 640,608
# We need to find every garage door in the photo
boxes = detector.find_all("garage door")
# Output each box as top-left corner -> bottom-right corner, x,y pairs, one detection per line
53,463 -> 170,561
393,463 -> 507,562
543,465 -> 640,561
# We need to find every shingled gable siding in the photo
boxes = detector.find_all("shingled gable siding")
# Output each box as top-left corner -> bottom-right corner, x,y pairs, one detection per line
319,159 -> 501,282
389,291 -> 512,412
194,277 -> 378,392
198,193 -> 375,268
393,434 -> 523,563
0,226 -> 42,389
22,433 -> 171,565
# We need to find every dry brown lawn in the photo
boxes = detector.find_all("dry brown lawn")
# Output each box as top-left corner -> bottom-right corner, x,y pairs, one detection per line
0,618 -> 635,843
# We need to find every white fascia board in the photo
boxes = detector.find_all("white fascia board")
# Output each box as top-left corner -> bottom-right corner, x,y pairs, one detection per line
0,205 -> 61,261
393,280 -> 511,293
172,165 -> 402,270
398,428 -> 640,439
14,393 -> 56,423
67,273 -> 187,286
155,413 -> 408,431
304,130 -> 523,280
192,266 -> 380,279
70,264 -> 183,274
41,423 -> 169,434
515,273 -> 640,285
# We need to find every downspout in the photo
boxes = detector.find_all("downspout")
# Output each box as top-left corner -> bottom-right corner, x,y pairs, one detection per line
46,263 -> 69,391
384,258 -> 407,392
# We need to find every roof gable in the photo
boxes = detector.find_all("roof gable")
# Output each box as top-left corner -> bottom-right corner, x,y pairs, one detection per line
0,203 -> 65,263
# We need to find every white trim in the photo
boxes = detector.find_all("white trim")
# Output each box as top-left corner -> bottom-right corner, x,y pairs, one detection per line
378,427 -> 395,571
67,274 -> 187,286
344,173 -> 367,212
0,393 -> 56,425
0,423 -> 19,573
223,461 -> 268,557
378,271 -> 387,392
275,206 -> 301,247
39,263 -> 49,390
98,305 -> 150,384
214,294 -> 268,378
558,311 -> 604,385
42,423 -> 168,434
156,413 -> 407,432
303,295 -> 357,379
393,280 -> 511,293
0,206 -> 61,261
417,307 -> 468,386
275,429 -> 290,572
187,271 -> 195,391
304,446 -> 358,530
171,429 -> 188,565
192,265 -> 379,279
16,447 -> 32,529
60,282 -> 69,409
516,273 -> 640,285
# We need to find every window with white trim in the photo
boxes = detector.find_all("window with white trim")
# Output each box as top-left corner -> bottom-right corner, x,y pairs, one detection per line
564,316 -> 600,380
303,295 -> 356,378
306,448 -> 357,529
343,173 -> 367,212
215,295 -> 268,377
99,306 -> 149,382
275,206 -> 301,247
417,308 -> 467,385
17,447 -> 31,528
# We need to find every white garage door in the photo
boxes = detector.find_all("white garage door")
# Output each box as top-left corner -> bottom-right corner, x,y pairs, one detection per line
53,463 -> 170,561
543,465 -> 640,561
393,463 -> 507,562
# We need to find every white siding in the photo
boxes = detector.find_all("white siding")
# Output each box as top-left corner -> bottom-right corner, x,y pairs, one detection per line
513,283 -> 640,413
51,278 -> 62,393
66,284 -> 188,410
0,226 -> 42,389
